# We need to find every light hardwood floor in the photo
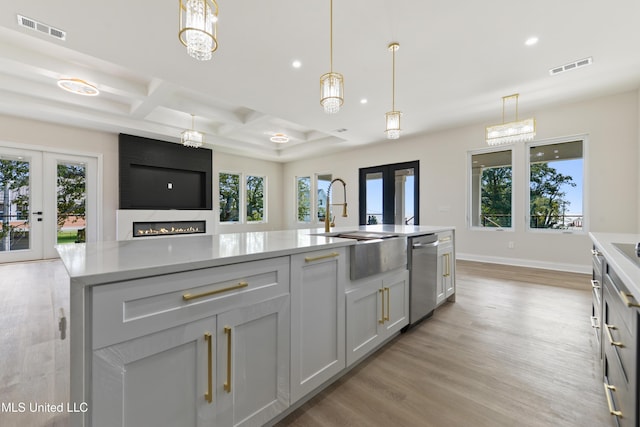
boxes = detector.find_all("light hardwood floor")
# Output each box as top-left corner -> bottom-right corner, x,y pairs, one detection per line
276,260 -> 613,427
0,259 -> 613,427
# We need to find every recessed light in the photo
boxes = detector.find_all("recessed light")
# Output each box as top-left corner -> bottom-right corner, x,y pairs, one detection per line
57,78 -> 99,96
525,37 -> 538,46
360,98 -> 368,104
270,133 -> 289,143
292,60 -> 302,69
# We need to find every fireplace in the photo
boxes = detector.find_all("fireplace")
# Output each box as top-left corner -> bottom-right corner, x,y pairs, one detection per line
133,220 -> 206,238
116,210 -> 214,240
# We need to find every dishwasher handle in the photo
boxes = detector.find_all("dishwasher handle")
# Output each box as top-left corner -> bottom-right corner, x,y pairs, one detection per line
412,241 -> 439,249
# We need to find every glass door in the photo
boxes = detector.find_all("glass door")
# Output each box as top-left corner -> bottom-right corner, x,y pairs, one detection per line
0,147 -> 44,262
359,161 -> 419,225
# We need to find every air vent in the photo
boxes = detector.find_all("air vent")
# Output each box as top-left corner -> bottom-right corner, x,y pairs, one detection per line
549,57 -> 592,75
17,14 -> 66,41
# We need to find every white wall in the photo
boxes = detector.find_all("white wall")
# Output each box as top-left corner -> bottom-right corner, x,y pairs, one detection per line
0,114 -> 119,241
283,91 -> 640,272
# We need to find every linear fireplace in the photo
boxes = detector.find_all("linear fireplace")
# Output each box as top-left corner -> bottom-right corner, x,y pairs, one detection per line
133,220 -> 206,238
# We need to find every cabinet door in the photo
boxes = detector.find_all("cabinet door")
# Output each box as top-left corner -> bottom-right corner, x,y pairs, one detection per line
382,270 -> 409,335
92,316 -> 217,427
437,243 -> 454,305
290,248 -> 346,402
346,279 -> 384,366
217,294 -> 290,427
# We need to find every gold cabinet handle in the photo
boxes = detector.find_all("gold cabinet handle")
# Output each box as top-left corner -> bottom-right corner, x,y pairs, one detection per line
183,282 -> 248,301
604,324 -> 624,348
620,291 -> 640,308
590,280 -> 600,290
378,289 -> 385,324
384,287 -> 390,321
603,382 -> 623,417
591,249 -> 601,256
590,316 -> 599,329
305,252 -> 339,263
443,253 -> 451,277
204,333 -> 213,404
224,326 -> 232,393
440,236 -> 451,242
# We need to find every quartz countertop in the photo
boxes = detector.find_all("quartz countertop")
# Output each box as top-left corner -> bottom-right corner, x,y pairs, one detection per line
590,232 -> 640,301
57,229 -> 354,285
57,225 -> 455,286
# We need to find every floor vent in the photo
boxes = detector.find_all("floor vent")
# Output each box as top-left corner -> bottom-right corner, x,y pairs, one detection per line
549,57 -> 592,76
16,14 -> 66,41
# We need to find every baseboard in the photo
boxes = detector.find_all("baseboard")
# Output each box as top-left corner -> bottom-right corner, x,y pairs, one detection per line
456,252 -> 591,274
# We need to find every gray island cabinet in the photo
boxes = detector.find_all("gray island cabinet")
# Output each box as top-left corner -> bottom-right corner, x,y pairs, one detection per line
57,226 -> 455,427
590,233 -> 640,427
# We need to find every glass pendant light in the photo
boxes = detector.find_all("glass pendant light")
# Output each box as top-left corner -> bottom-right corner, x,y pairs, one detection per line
385,42 -> 401,139
178,0 -> 218,61
320,0 -> 344,114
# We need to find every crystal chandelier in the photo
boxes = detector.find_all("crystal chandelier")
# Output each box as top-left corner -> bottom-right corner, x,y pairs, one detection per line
178,0 -> 218,61
320,0 -> 344,114
485,94 -> 536,145
181,114 -> 204,148
385,42 -> 401,140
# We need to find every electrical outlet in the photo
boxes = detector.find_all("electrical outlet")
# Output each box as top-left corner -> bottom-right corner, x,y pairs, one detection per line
508,241 -> 515,249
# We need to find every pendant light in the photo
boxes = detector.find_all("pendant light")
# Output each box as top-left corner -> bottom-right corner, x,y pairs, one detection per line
320,0 -> 344,114
181,114 -> 204,148
385,42 -> 401,140
178,0 -> 218,61
485,94 -> 536,145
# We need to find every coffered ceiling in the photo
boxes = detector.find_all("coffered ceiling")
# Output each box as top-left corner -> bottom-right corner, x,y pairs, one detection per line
1,0 -> 639,162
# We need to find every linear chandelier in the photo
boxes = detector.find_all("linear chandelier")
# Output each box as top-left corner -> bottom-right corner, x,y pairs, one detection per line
178,0 -> 218,61
385,42 -> 401,140
485,93 -> 536,145
320,0 -> 344,114
181,114 -> 204,148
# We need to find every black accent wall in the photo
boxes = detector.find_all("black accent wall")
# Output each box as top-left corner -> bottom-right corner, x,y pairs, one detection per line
119,134 -> 212,210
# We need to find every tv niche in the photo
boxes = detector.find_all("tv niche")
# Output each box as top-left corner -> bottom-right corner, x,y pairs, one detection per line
119,134 -> 212,210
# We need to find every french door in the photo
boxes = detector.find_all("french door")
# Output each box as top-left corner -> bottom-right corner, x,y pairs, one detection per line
0,146 -> 98,263
359,160 -> 419,226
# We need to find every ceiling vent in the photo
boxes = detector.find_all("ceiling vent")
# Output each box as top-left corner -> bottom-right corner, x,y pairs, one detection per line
549,57 -> 592,76
16,14 -> 66,41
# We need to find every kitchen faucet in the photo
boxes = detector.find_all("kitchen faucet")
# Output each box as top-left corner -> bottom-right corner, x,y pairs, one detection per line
325,178 -> 348,232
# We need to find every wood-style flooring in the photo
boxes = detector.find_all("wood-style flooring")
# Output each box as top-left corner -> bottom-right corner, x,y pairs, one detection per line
0,259 -> 613,427
276,261 -> 613,427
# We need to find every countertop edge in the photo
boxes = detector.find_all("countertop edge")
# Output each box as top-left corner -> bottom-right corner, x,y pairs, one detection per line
589,232 -> 640,301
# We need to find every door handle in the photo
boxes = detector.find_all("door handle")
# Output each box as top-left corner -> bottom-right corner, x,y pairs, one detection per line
32,211 -> 43,215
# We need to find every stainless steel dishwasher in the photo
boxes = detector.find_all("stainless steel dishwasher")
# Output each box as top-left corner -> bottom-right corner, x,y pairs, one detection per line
407,234 -> 438,326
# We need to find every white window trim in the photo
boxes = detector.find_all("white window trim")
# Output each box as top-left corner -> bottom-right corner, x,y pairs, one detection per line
295,175 -> 312,224
314,172 -> 332,226
525,134 -> 588,234
467,146 -> 515,232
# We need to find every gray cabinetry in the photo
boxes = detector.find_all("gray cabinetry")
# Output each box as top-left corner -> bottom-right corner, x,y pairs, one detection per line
591,245 -> 604,357
602,263 -> 638,427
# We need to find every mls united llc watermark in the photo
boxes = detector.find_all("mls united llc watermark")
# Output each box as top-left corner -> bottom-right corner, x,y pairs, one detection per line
1,401 -> 88,413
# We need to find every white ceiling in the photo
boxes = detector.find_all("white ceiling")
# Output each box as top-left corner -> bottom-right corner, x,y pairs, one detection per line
1,0 -> 639,162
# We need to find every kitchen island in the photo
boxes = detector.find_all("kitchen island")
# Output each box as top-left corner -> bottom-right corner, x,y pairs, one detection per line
57,225 -> 454,427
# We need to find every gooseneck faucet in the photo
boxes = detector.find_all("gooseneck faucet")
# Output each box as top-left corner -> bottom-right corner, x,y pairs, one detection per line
325,178 -> 348,232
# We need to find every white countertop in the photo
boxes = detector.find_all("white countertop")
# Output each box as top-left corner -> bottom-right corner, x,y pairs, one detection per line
57,225 -> 455,286
590,232 -> 640,301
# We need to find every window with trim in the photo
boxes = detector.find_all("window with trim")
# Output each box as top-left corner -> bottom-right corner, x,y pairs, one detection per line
246,175 -> 265,222
296,176 -> 311,223
469,149 -> 513,229
528,139 -> 584,231
219,172 -> 240,223
316,173 -> 332,222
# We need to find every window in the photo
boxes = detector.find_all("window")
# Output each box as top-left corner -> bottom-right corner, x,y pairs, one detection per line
219,172 -> 240,222
296,176 -> 311,223
469,149 -> 513,229
246,175 -> 265,222
528,139 -> 584,231
316,173 -> 332,222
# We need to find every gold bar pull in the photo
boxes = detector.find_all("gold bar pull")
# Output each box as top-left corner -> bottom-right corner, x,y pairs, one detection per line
183,282 -> 248,301
620,291 -> 640,308
590,280 -> 600,290
604,324 -> 624,347
224,326 -> 232,393
384,287 -> 390,321
204,333 -> 213,404
603,383 -> 623,417
379,289 -> 385,324
305,252 -> 340,263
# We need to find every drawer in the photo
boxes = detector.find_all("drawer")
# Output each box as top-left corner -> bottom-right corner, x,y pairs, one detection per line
604,352 -> 634,427
604,266 -> 635,336
591,245 -> 603,277
92,256 -> 289,349
437,231 -> 453,244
